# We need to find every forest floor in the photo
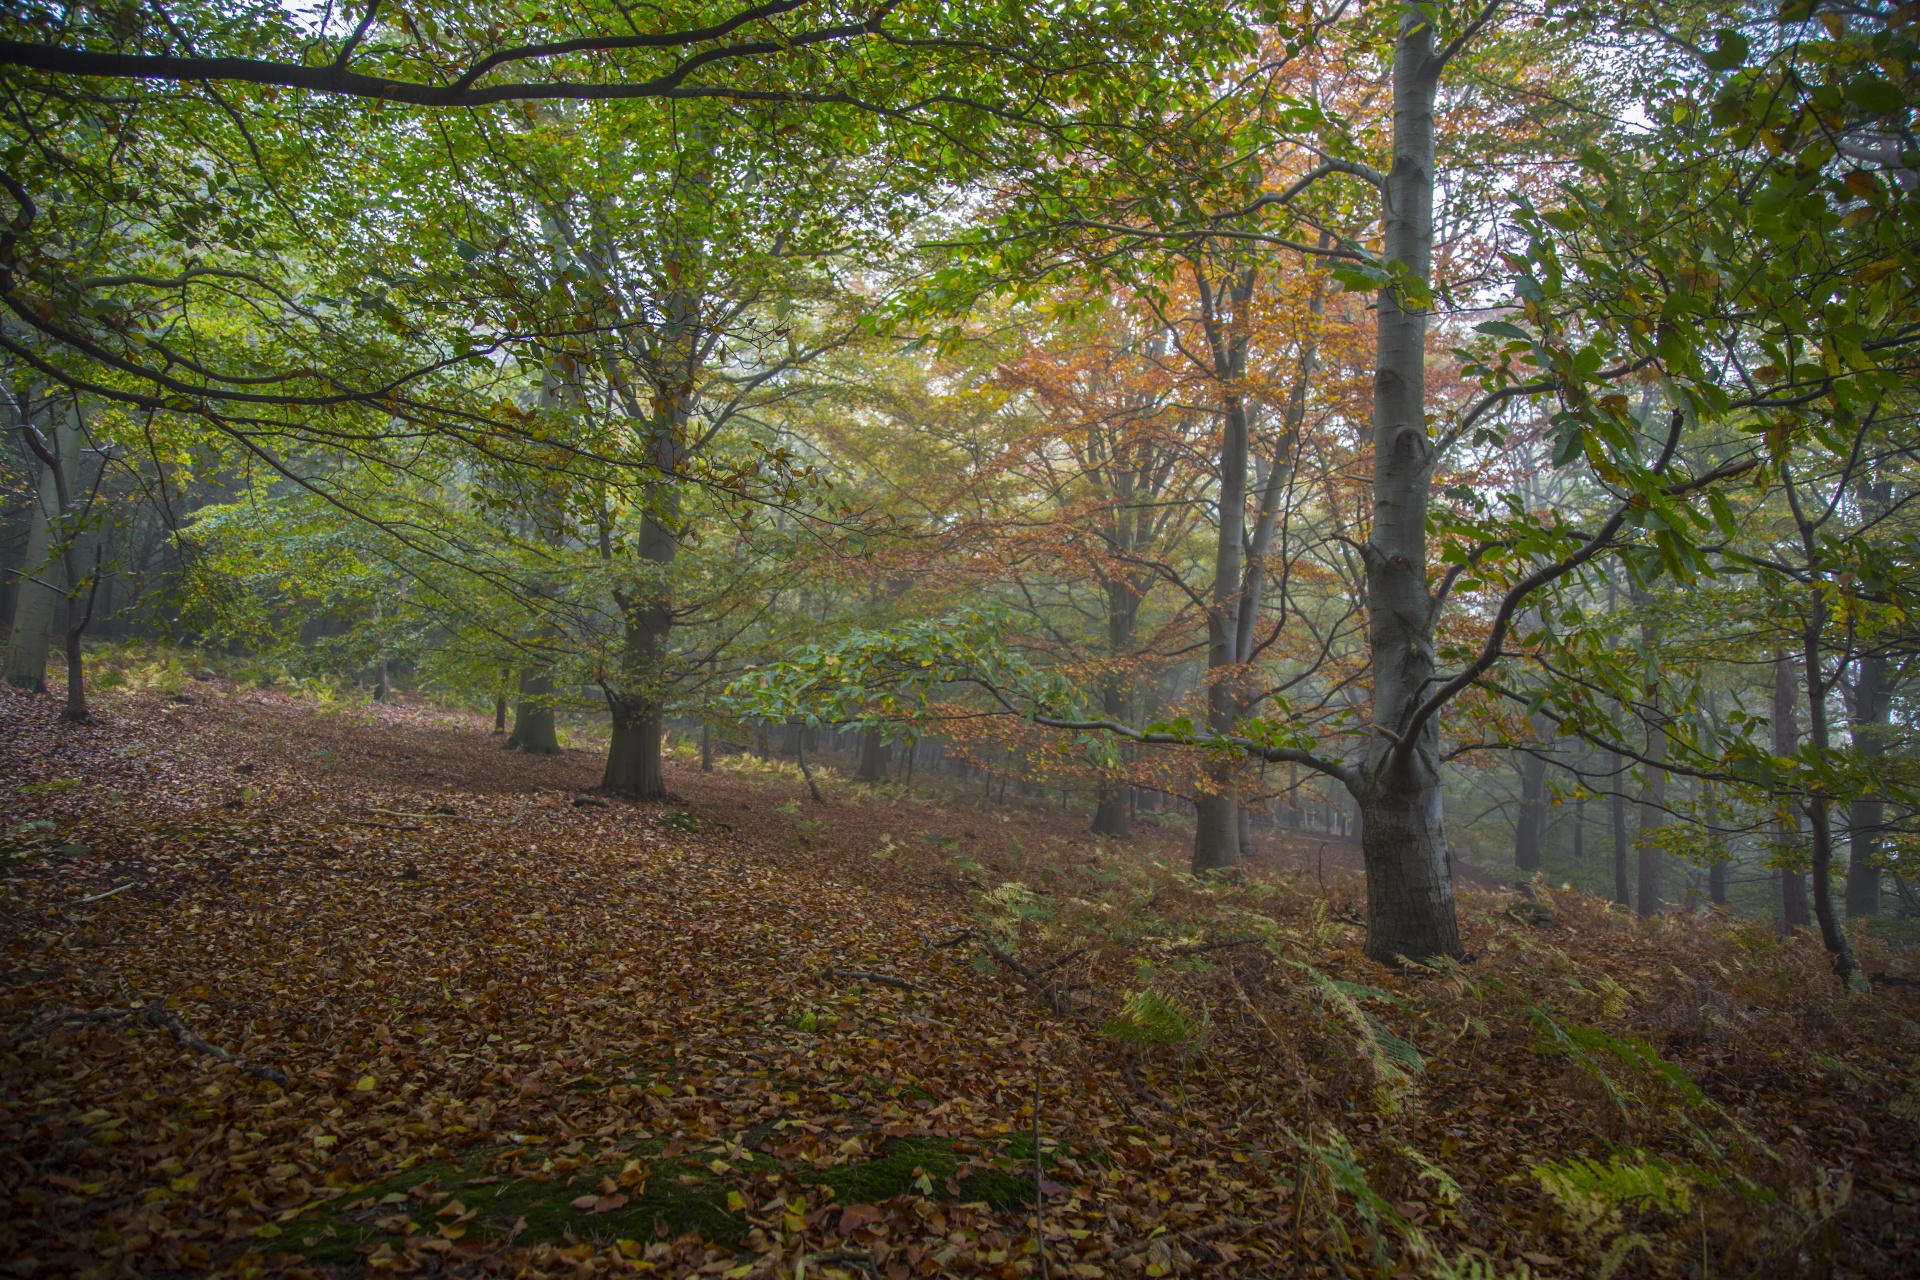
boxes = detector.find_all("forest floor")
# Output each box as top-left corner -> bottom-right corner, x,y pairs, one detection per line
5,677 -> 1920,1280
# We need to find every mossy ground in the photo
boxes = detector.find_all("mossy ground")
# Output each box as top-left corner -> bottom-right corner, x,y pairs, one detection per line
283,1130 -> 1038,1268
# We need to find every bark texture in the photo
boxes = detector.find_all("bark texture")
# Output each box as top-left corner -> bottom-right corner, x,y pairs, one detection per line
505,668 -> 561,755
3,401 -> 69,693
1349,16 -> 1463,964
1513,740 -> 1548,873
856,728 -> 887,784
604,700 -> 665,799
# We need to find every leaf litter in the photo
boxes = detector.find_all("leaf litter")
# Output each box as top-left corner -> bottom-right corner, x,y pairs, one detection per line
4,681 -> 1920,1278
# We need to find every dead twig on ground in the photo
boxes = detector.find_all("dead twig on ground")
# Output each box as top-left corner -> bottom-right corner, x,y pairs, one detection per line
946,928 -> 1076,1017
64,883 -> 135,907
142,999 -> 288,1086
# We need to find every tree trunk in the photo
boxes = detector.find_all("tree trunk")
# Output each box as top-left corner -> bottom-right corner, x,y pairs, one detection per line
1192,784 -> 1240,874
1349,17 -> 1464,964
1774,651 -> 1812,928
1637,740 -> 1665,917
1633,583 -> 1663,916
1091,785 -> 1130,837
604,698 -> 666,798
1238,805 -> 1254,861
1090,670 -> 1132,837
506,667 -> 560,755
3,456 -> 59,691
701,721 -> 713,772
1358,762 -> 1462,964
1846,651 -> 1888,916
1513,737 -> 1548,874
1797,622 -> 1862,985
3,398 -> 70,693
375,660 -> 391,702
856,728 -> 887,783
1182,272 -> 1259,875
1609,752 -> 1630,906
493,692 -> 508,734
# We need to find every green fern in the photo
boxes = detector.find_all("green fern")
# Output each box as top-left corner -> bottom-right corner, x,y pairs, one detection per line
1529,1006 -> 1706,1114
1532,1152 -> 1696,1280
1293,961 -> 1423,1112
1103,988 -> 1207,1050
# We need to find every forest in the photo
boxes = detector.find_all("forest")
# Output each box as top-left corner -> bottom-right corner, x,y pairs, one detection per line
1,1 -> 1918,1277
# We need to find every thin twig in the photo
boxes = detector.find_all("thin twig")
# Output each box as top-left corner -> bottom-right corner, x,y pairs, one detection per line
66,882 -> 135,906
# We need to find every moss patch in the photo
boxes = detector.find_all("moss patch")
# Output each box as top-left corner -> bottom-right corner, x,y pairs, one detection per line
283,1129 -> 1042,1266
798,1137 -> 1029,1210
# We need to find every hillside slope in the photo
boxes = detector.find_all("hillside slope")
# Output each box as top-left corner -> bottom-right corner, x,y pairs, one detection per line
4,682 -> 1918,1279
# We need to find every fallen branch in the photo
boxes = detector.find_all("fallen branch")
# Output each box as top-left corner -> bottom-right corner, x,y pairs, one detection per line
950,929 -> 1075,1018
336,820 -> 422,832
65,882 -> 136,907
143,998 -> 288,1086
828,969 -> 915,990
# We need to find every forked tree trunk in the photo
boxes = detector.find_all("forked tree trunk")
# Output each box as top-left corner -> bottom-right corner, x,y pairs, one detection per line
599,271 -> 693,800
1348,14 -> 1464,964
1191,365 -> 1252,873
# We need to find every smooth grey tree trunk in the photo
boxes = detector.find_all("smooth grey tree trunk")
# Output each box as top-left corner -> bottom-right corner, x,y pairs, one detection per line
1348,14 -> 1464,964
1192,270 -> 1255,873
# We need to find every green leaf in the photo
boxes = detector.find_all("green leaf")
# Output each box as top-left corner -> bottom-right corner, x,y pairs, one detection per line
1845,76 -> 1905,116
1701,29 -> 1748,72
